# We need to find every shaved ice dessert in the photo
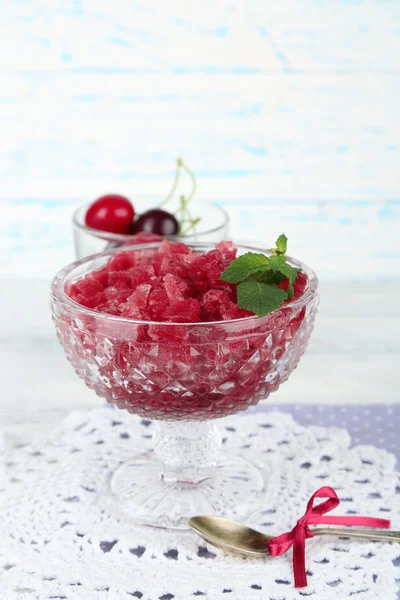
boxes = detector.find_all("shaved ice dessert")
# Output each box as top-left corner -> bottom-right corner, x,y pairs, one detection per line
52,237 -> 317,420
67,236 -> 308,323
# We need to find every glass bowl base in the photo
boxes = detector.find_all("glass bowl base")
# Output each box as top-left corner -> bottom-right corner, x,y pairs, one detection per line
105,451 -> 267,529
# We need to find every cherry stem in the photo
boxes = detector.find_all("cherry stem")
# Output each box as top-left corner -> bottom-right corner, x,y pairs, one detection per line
180,160 -> 197,203
180,217 -> 201,236
159,157 -> 199,235
158,158 -> 183,208
177,195 -> 186,234
158,157 -> 197,208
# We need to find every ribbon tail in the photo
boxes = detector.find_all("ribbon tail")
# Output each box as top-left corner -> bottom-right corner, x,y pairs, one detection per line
293,534 -> 308,588
307,515 -> 391,529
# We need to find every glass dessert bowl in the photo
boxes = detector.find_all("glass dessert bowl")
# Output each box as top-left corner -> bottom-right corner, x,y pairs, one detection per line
73,199 -> 230,259
51,241 -> 319,529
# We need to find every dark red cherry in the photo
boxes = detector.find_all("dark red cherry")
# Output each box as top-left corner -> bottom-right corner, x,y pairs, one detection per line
132,209 -> 179,236
85,194 -> 135,234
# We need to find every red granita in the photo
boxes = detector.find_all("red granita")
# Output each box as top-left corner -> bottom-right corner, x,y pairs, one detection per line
164,298 -> 201,323
147,285 -> 170,321
129,264 -> 157,289
163,273 -> 189,303
124,232 -> 163,246
108,270 -> 132,288
126,284 -> 152,310
69,277 -> 104,300
159,239 -> 191,256
215,240 -> 237,261
220,301 -> 254,321
67,236 -> 308,325
108,251 -> 137,272
201,289 -> 232,317
293,271 -> 308,298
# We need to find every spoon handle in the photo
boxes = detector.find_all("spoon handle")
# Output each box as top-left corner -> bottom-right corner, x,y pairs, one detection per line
313,528 -> 400,542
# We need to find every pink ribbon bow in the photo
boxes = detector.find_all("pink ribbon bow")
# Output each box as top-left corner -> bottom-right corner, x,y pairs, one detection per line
267,486 -> 391,588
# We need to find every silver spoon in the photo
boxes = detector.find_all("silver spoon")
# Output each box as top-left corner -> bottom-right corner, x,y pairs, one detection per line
189,516 -> 400,558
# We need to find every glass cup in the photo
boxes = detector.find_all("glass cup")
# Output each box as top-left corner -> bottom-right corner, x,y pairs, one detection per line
51,242 -> 319,528
73,198 -> 230,259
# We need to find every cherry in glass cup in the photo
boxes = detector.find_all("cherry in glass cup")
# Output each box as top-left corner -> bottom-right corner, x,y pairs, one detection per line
51,242 -> 319,529
73,198 -> 230,259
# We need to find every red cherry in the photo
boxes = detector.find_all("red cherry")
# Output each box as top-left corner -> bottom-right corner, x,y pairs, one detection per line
85,194 -> 135,234
132,209 -> 179,236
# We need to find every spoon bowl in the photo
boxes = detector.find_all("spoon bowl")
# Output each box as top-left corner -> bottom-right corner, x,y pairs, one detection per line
189,516 -> 271,557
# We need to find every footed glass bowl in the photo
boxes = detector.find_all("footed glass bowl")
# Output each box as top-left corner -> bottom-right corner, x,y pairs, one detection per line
51,242 -> 319,528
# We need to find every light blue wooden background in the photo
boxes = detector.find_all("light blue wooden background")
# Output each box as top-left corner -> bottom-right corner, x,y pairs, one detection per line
1,0 -> 399,279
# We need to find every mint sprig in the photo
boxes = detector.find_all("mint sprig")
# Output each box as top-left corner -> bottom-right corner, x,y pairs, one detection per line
220,234 -> 300,317
219,252 -> 270,283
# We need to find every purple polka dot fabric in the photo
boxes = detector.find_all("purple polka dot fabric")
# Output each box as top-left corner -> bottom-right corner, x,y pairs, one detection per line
253,404 -> 400,465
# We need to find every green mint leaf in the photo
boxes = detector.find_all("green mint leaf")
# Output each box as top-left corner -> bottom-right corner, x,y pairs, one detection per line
275,233 -> 287,255
269,255 -> 301,300
256,270 -> 287,285
269,254 -> 286,271
237,278 -> 287,317
269,255 -> 299,284
220,252 -> 270,283
287,281 -> 294,299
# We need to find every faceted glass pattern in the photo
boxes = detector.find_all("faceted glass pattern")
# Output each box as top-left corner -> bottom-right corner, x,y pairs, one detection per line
51,243 -> 319,421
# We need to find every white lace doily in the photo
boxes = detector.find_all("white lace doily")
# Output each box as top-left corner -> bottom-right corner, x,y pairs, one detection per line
1,408 -> 399,600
